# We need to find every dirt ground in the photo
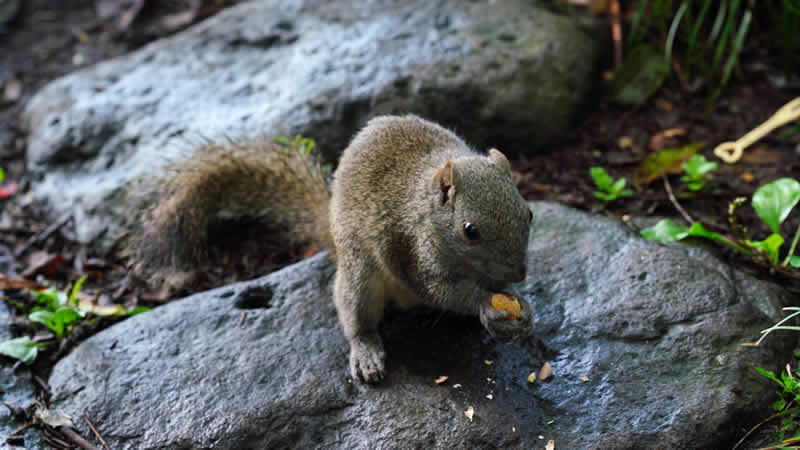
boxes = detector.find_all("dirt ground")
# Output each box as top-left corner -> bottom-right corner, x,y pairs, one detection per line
1,1 -> 799,448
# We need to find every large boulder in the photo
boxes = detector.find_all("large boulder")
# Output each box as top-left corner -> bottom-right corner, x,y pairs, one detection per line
23,0 -> 603,251
46,202 -> 792,449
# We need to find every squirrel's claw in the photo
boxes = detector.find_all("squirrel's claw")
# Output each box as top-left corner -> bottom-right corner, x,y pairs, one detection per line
349,334 -> 386,383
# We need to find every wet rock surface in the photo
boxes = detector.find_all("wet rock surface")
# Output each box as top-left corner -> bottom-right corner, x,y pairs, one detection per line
23,0 -> 603,250
46,202 -> 792,449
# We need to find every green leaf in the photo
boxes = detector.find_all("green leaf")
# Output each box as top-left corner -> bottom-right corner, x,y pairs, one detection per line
791,255 -> 800,268
641,219 -> 752,255
793,349 -> 800,359
594,191 -> 615,202
752,178 -> 800,234
683,155 -> 718,177
33,287 -> 65,311
756,367 -> 783,387
635,143 -> 702,186
590,167 -> 614,191
0,167 -> 4,184
53,306 -> 81,326
641,219 -> 690,242
611,177 -> 627,194
609,44 -> 671,105
68,275 -> 88,306
747,233 -> 785,267
775,397 -> 788,411
0,337 -> 41,364
29,310 -> 55,327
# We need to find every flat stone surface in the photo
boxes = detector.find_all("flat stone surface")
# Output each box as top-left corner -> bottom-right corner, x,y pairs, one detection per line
46,202 -> 792,449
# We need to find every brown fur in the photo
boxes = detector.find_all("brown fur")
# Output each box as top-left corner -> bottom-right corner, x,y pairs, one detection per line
125,115 -> 532,383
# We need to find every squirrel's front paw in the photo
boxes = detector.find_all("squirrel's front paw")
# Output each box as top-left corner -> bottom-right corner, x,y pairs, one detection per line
480,296 -> 533,343
349,333 -> 386,383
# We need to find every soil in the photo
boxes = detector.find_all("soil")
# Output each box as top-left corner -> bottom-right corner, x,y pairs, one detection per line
1,2 -> 799,449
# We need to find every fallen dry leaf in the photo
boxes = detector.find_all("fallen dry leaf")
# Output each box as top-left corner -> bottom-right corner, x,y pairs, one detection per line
538,362 -> 553,381
23,251 -> 66,278
618,136 -> 633,149
527,371 -> 536,384
435,376 -> 448,385
546,439 -> 555,450
740,171 -> 755,183
464,406 -> 474,422
648,128 -> 686,151
0,275 -> 43,290
634,143 -> 702,188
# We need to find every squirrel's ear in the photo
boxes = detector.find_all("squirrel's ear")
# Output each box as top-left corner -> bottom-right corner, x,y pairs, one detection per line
488,148 -> 511,174
432,160 -> 457,206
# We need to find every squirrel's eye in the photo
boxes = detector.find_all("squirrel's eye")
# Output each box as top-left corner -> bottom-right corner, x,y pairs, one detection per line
463,222 -> 480,241
528,209 -> 533,222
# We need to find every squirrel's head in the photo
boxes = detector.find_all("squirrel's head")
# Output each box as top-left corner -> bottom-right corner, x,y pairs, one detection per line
430,148 -> 531,289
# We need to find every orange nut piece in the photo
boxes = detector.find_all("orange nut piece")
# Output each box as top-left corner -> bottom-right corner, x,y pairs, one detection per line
490,292 -> 521,320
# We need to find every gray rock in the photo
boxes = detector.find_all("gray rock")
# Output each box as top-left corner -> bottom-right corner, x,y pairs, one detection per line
46,202 -> 792,449
23,0 -> 603,249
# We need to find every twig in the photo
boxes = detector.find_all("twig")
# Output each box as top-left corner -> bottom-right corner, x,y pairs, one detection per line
82,413 -> 110,450
60,426 -> 97,450
14,212 -> 72,257
609,0 -> 623,68
662,175 -> 694,224
5,422 -> 34,439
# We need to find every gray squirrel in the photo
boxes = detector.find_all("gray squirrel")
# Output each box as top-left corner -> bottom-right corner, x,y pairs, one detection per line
126,115 -> 533,382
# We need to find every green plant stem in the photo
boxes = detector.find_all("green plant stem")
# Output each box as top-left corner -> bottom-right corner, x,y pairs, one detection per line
666,2 -> 689,65
783,224 -> 800,267
752,307 -> 800,346
711,234 -> 753,256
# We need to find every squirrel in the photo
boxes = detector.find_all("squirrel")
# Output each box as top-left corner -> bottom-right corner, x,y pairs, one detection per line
125,115 -> 533,383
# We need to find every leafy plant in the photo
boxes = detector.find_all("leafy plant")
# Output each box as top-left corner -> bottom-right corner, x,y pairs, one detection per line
591,167 -> 633,202
680,154 -> 718,191
621,0 -> 800,106
0,276 -> 151,364
27,275 -> 88,338
275,134 -> 315,156
755,363 -> 800,443
641,178 -> 800,268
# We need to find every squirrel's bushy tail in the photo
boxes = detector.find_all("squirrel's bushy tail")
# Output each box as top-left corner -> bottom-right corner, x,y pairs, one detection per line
123,139 -> 332,287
